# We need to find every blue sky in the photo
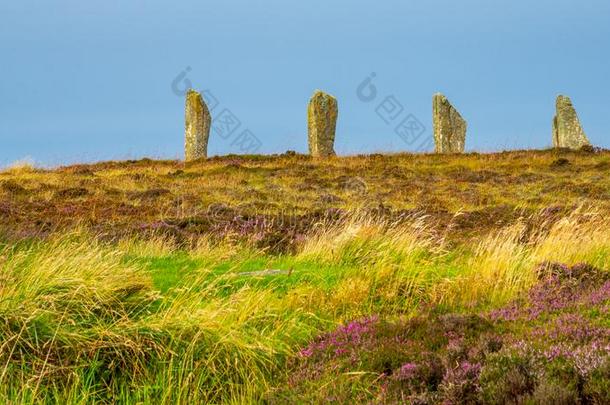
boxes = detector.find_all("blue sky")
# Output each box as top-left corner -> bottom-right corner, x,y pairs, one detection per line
1,0 -> 609,166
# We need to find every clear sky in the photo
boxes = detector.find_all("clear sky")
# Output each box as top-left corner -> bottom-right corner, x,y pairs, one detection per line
1,0 -> 609,166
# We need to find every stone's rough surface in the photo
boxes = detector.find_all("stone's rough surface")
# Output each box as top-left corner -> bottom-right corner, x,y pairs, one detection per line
185,89 -> 211,161
433,93 -> 467,153
552,95 -> 590,150
308,90 -> 338,157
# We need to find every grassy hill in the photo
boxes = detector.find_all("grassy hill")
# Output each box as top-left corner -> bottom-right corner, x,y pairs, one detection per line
2,149 -> 609,248
0,149 -> 608,403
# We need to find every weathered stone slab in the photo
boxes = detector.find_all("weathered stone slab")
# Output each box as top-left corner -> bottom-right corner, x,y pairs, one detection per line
433,93 -> 466,153
237,269 -> 293,277
185,89 -> 211,161
552,95 -> 590,149
308,90 -> 338,157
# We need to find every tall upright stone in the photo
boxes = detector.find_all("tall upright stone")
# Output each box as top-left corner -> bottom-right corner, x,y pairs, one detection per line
184,89 -> 211,161
308,90 -> 338,157
552,95 -> 590,149
433,93 -> 466,153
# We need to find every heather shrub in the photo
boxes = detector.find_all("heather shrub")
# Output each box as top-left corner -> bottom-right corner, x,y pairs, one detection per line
272,313 -> 497,403
478,353 -> 537,404
582,358 -> 610,404
387,355 -> 445,395
438,360 -> 482,404
529,379 -> 579,405
542,358 -> 582,396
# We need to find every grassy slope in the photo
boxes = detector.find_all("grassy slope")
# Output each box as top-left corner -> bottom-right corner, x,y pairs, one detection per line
1,149 -> 609,248
0,149 -> 608,403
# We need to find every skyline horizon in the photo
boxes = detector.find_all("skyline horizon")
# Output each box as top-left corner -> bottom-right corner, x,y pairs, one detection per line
2,1 -> 609,166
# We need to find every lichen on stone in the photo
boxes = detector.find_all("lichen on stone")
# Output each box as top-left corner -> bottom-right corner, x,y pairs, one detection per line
308,90 -> 338,157
185,89 -> 211,161
432,93 -> 467,153
433,93 -> 466,154
552,95 -> 590,150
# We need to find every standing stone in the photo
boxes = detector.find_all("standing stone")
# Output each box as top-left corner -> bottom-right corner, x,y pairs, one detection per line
184,89 -> 211,161
552,95 -> 590,149
433,93 -> 467,153
308,90 -> 338,157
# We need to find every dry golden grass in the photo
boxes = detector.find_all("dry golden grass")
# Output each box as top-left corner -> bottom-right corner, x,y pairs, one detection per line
0,149 -> 608,252
431,206 -> 610,308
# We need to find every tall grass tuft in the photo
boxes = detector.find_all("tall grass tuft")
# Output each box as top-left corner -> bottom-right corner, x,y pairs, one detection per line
1,157 -> 37,174
296,213 -> 444,315
0,232 -> 319,403
432,206 -> 610,309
